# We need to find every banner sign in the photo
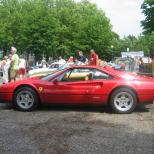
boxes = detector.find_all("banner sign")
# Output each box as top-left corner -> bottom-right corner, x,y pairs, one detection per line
121,51 -> 144,58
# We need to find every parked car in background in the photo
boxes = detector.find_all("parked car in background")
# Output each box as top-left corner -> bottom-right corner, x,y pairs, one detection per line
28,65 -> 42,71
0,68 -> 2,78
28,62 -> 66,77
0,65 -> 153,113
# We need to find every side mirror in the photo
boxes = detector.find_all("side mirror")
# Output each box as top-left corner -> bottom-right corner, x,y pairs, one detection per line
53,79 -> 58,85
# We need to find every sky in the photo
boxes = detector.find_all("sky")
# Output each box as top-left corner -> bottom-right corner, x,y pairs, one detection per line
77,0 -> 145,38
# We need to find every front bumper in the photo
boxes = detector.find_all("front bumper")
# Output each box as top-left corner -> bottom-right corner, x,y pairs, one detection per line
0,92 -> 13,103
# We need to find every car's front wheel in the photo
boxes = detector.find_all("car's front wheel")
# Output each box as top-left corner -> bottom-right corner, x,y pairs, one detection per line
110,88 -> 137,114
13,87 -> 38,111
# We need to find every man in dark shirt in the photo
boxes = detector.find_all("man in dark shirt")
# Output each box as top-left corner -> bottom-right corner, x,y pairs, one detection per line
77,50 -> 86,63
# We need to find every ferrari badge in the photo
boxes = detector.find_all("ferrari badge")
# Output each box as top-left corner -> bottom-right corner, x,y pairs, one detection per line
39,87 -> 43,92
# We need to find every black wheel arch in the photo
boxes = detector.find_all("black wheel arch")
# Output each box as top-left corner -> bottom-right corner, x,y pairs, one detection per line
108,86 -> 139,104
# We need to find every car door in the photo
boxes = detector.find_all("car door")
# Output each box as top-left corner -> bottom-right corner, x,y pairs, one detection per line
41,68 -> 91,104
41,68 -> 114,104
84,69 -> 116,104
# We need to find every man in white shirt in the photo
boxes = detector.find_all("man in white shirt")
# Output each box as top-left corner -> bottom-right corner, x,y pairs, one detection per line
58,56 -> 66,65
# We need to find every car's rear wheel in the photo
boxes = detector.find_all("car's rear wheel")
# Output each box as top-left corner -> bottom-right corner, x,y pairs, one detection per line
110,88 -> 137,114
13,87 -> 38,111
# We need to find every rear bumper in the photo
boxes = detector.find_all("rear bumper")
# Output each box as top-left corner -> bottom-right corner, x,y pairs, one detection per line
0,92 -> 13,103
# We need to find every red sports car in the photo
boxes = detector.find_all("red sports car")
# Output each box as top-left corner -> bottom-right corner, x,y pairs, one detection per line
0,65 -> 153,113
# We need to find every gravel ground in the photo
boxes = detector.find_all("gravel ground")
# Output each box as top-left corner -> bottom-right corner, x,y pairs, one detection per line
0,103 -> 153,154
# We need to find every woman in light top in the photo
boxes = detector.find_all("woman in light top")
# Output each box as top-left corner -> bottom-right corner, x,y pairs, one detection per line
19,56 -> 26,80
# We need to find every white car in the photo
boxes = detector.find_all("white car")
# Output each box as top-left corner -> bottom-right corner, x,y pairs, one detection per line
28,62 -> 65,77
28,60 -> 87,77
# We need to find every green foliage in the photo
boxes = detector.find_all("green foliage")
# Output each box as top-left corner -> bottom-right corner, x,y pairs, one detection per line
111,33 -> 154,58
141,0 -> 154,34
109,0 -> 154,57
0,0 -> 113,61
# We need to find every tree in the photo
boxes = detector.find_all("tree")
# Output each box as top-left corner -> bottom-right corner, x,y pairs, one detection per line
141,0 -> 154,34
0,0 -> 114,61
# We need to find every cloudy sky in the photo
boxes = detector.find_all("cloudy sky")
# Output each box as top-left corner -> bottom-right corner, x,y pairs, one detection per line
77,0 -> 145,37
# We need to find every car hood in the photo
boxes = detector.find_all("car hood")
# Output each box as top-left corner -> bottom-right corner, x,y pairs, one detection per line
0,77 -> 41,92
29,68 -> 57,75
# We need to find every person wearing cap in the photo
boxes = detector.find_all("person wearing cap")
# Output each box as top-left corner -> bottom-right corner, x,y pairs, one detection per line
10,46 -> 19,82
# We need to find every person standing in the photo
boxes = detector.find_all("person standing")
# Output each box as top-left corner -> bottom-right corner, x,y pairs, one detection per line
8,53 -> 12,82
89,49 -> 98,66
10,47 -> 19,82
139,58 -> 145,73
58,56 -> 66,64
77,50 -> 86,64
152,56 -> 154,77
1,56 -> 10,84
133,57 -> 140,73
67,56 -> 74,64
41,57 -> 48,68
19,56 -> 26,80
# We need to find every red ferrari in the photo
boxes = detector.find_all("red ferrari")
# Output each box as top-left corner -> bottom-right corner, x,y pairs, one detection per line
0,65 -> 153,113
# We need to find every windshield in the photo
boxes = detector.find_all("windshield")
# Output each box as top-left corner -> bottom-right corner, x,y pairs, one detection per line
41,65 -> 69,80
41,63 -> 73,80
41,69 -> 62,80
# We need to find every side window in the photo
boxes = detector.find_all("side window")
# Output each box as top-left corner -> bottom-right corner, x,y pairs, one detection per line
50,70 -> 71,82
61,70 -> 72,82
53,70 -> 71,82
60,68 -> 94,82
93,69 -> 113,80
51,68 -> 113,82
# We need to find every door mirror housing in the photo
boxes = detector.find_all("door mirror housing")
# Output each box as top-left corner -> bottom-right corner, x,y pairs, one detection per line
53,79 -> 58,85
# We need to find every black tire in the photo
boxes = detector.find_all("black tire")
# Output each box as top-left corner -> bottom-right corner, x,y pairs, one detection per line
13,87 -> 38,111
110,88 -> 137,114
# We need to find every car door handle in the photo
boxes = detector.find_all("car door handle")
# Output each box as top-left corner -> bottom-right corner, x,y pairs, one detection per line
99,82 -> 103,87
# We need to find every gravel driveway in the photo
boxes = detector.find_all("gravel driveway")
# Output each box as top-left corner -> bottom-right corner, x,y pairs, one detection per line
0,103 -> 154,154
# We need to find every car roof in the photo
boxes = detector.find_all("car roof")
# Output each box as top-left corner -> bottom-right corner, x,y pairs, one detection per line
68,65 -> 115,73
69,65 -> 103,69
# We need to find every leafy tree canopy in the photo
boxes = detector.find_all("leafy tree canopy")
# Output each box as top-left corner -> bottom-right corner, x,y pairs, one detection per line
0,0 -> 114,61
141,0 -> 154,34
